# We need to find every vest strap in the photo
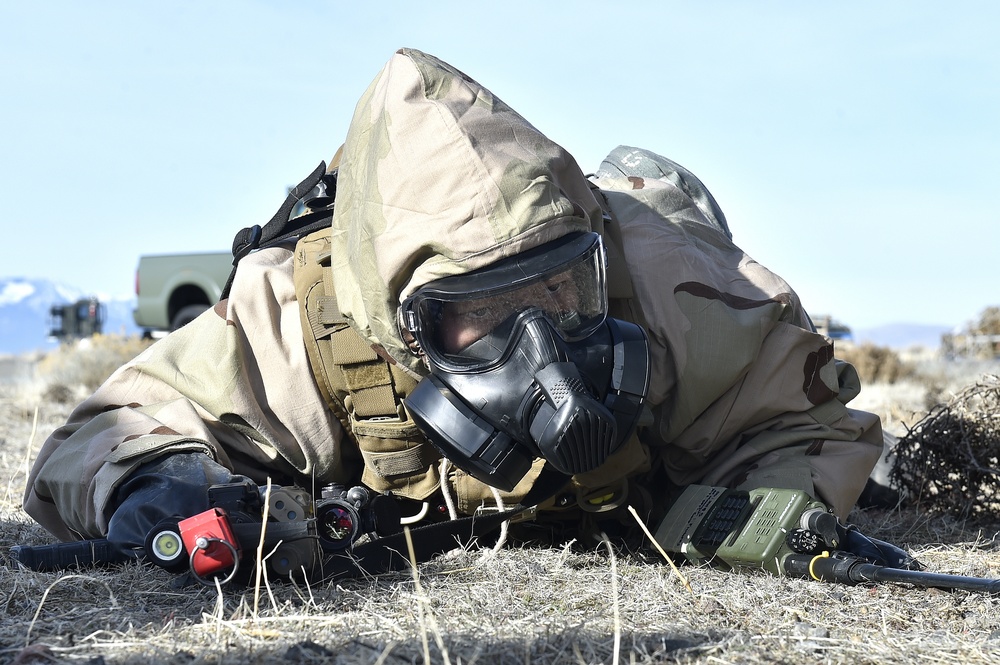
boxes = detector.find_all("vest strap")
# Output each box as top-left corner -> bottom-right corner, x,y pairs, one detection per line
293,228 -> 441,498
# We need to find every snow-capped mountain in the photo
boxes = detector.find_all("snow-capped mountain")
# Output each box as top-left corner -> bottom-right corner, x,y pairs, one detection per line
0,277 -> 141,356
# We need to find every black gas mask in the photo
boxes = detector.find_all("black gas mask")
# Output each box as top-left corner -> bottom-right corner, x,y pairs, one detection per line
400,232 -> 650,491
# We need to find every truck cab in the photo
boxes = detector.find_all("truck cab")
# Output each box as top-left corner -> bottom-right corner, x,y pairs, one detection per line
133,252 -> 233,334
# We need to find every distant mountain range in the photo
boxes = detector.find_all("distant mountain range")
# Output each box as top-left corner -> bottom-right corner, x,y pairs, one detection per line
853,323 -> 952,351
0,277 -> 141,356
0,277 -> 953,357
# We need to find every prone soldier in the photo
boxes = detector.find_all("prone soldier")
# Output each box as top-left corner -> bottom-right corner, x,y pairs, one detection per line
20,48 -> 916,585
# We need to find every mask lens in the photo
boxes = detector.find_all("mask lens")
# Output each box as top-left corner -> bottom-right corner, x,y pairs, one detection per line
404,233 -> 607,371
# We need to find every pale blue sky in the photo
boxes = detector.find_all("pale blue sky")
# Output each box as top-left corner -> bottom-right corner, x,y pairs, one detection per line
1,1 -> 997,331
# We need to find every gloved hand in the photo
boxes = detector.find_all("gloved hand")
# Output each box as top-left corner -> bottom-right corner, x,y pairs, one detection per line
796,493 -> 921,570
779,493 -> 920,570
840,523 -> 923,571
106,452 -> 248,558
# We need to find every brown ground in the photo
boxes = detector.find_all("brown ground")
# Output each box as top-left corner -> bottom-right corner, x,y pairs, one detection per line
2,345 -> 999,664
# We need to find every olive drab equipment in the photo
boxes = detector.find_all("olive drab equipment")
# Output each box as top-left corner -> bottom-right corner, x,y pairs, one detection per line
225,161 -> 654,516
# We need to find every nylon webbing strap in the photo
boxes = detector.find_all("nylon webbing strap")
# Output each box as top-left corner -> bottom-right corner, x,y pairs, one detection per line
221,161 -> 336,301
332,327 -> 401,420
305,296 -> 342,338
364,447 -> 427,477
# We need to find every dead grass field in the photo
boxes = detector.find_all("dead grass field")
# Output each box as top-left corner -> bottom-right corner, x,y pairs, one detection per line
2,340 -> 1000,664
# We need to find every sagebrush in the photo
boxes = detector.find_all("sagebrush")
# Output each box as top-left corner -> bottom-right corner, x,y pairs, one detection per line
34,334 -> 153,401
892,374 -> 1000,522
836,341 -> 914,385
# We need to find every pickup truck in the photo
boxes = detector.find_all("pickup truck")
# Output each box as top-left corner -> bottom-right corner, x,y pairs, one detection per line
133,252 -> 233,333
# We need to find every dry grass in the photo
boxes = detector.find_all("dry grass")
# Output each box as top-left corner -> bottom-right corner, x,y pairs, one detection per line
34,335 -> 154,403
836,342 -> 915,386
3,344 -> 1000,664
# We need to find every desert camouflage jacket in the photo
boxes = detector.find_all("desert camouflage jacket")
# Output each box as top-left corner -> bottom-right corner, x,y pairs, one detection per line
24,49 -> 882,542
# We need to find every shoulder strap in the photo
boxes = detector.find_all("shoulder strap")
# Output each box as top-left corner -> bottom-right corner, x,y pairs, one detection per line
293,228 -> 442,500
220,161 -> 339,301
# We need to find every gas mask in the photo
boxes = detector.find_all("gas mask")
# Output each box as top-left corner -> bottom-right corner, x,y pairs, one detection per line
400,232 -> 650,491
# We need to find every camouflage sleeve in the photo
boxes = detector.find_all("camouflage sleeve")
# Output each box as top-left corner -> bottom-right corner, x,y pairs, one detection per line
693,361 -> 884,518
23,245 -> 350,541
592,166 -> 883,518
24,395 -> 225,541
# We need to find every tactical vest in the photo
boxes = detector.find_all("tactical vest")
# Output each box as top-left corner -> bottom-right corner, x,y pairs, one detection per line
292,185 -> 652,515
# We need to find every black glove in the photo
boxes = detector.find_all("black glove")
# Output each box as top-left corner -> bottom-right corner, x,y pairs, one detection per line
841,524 -> 923,570
802,503 -> 921,570
106,452 -> 247,558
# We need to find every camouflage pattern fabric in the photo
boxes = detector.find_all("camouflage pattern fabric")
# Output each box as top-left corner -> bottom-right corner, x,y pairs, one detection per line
24,47 -> 881,543
593,146 -> 733,241
330,48 -> 601,378
24,244 -> 357,541
590,161 -> 882,518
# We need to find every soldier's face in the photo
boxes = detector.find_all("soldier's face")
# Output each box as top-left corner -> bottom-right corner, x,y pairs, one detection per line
437,274 -> 581,354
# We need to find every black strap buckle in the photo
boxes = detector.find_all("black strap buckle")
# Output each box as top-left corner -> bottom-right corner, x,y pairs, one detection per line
231,224 -> 263,264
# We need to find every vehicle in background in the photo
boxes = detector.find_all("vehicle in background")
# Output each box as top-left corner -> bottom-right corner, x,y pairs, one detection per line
49,297 -> 105,341
813,315 -> 853,342
133,252 -> 232,335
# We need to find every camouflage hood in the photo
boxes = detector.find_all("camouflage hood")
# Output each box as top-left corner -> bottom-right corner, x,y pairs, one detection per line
330,48 -> 601,375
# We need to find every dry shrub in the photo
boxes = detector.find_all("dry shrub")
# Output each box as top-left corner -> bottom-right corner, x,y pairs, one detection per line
35,334 -> 153,399
891,374 -> 1000,523
836,341 -> 914,384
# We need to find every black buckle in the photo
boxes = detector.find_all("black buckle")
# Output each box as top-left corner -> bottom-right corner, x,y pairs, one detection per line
232,224 -> 262,264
